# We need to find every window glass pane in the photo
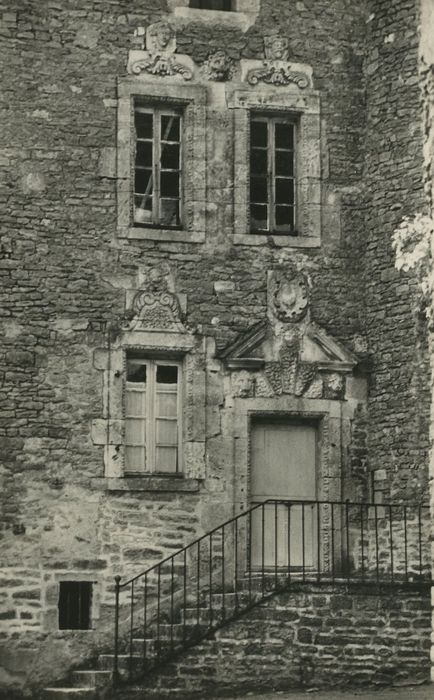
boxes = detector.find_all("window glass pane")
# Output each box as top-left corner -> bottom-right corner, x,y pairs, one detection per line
250,204 -> 268,231
160,143 -> 180,170
250,176 -> 268,203
160,199 -> 180,227
136,141 -> 153,168
156,365 -> 178,384
275,150 -> 294,176
275,205 -> 294,230
135,111 -> 153,139
160,171 -> 179,198
135,169 -> 153,195
156,419 -> 178,445
125,390 -> 146,417
251,120 -> 268,148
275,178 -> 294,205
155,446 -> 178,473
250,148 -> 268,175
134,195 -> 153,224
125,446 -> 146,471
125,418 -> 146,445
275,122 -> 294,150
157,392 -> 178,417
127,362 -> 147,383
161,115 -> 180,142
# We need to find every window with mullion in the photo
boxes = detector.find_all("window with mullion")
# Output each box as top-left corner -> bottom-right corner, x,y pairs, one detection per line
134,106 -> 182,229
250,115 -> 296,235
125,357 -> 181,474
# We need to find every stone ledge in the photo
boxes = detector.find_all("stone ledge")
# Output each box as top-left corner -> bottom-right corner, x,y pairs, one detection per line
91,476 -> 201,492
233,233 -> 321,248
121,227 -> 205,243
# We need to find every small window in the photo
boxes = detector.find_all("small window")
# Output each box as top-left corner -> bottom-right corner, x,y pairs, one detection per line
250,115 -> 297,235
189,0 -> 232,9
58,581 -> 92,630
134,104 -> 183,229
125,356 -> 182,474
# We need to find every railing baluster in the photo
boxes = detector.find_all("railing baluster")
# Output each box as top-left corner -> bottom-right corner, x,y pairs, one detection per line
302,503 -> 305,583
196,540 -> 200,627
248,509 -> 252,606
360,504 -> 365,582
317,502 -> 321,583
222,524 -> 225,619
345,500 -> 350,584
209,531 -> 213,628
404,505 -> 408,582
389,505 -> 394,584
235,518 -> 239,609
170,557 -> 175,654
274,501 -> 278,589
183,549 -> 187,645
418,505 -> 423,578
287,503 -> 291,583
157,565 -> 161,660
375,504 -> 379,585
261,503 -> 265,597
129,580 -> 134,681
113,575 -> 121,687
331,503 -> 335,583
143,574 -> 148,670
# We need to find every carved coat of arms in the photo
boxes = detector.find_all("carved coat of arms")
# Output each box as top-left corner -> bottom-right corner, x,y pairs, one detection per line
271,271 -> 309,322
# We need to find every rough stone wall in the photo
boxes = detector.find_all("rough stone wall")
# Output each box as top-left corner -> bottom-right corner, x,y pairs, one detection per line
130,586 -> 431,698
363,0 -> 431,501
0,0 -> 430,694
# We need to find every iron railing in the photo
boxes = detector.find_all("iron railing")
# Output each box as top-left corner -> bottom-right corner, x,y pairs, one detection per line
113,498 -> 430,685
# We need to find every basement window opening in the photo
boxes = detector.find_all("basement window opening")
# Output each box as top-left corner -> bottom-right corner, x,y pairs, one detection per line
58,581 -> 93,630
189,0 -> 233,9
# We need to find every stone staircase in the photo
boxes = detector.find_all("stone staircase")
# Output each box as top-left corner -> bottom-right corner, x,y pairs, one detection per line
42,576 -> 270,700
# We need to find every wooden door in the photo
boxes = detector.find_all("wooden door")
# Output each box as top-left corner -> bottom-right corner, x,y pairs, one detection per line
250,420 -> 317,570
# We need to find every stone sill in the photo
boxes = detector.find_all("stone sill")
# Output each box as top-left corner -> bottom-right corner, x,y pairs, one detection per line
233,234 -> 321,248
92,476 -> 200,492
120,227 -> 205,243
172,7 -> 256,31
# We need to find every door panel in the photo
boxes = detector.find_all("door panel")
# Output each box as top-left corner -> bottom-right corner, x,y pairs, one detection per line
250,421 -> 317,569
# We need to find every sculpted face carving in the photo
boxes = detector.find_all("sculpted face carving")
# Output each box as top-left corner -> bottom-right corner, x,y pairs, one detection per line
264,35 -> 290,61
202,49 -> 235,81
147,21 -> 176,54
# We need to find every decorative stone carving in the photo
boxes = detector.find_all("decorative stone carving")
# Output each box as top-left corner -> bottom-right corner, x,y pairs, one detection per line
264,34 -> 290,61
271,270 -> 309,323
246,34 -> 310,87
201,49 -> 236,81
131,289 -> 186,333
129,20 -> 193,80
246,63 -> 310,88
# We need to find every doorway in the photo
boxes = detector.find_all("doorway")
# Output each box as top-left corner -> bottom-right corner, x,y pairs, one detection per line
250,418 -> 318,570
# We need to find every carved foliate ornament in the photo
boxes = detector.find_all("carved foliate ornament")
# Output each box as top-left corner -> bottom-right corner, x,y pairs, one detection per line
131,290 -> 185,332
201,49 -> 236,81
129,21 -> 193,81
271,271 -> 309,323
246,34 -> 310,88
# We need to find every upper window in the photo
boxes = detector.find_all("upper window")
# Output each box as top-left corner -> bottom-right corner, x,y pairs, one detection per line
189,0 -> 232,9
250,114 -> 296,235
134,104 -> 183,229
125,356 -> 182,475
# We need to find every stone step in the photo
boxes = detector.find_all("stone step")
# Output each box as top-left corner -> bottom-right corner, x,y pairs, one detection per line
71,670 -> 112,689
43,689 -> 96,700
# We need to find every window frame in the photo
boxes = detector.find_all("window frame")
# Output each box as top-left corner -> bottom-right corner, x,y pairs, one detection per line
124,356 -> 183,476
134,104 -> 184,230
250,113 -> 298,235
117,79 -> 206,243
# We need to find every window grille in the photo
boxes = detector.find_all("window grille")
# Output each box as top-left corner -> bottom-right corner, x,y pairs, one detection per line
134,106 -> 182,229
58,581 -> 92,630
250,115 -> 297,234
125,356 -> 182,474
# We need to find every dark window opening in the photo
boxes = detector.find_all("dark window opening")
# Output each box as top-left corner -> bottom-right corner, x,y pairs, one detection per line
58,581 -> 92,630
189,0 -> 232,10
250,115 -> 297,235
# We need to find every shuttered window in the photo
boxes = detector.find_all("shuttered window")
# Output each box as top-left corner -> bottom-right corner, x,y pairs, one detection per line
134,106 -> 183,229
250,115 -> 297,234
125,357 -> 182,474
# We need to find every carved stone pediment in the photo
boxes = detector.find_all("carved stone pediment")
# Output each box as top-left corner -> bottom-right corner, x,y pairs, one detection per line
130,289 -> 186,333
300,322 -> 358,372
217,320 -> 267,370
127,21 -> 194,80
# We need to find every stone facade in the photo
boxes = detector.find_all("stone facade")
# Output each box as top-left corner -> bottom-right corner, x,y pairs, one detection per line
0,0 -> 431,695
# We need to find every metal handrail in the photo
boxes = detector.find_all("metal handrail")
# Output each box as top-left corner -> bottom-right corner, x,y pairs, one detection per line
113,498 -> 430,686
